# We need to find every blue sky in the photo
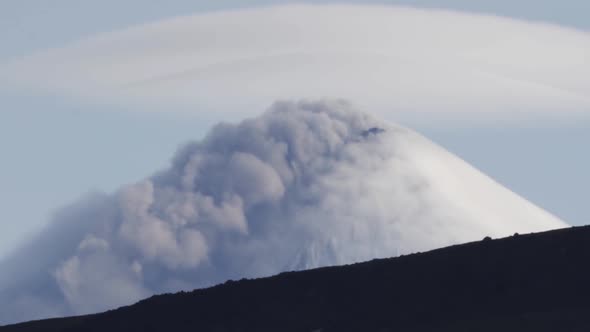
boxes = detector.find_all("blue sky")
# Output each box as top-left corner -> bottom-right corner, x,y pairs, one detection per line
0,0 -> 588,258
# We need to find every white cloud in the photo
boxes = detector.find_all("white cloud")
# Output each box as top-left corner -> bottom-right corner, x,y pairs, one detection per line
1,5 -> 588,123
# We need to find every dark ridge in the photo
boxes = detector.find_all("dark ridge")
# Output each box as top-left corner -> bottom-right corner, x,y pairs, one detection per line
4,225 -> 590,332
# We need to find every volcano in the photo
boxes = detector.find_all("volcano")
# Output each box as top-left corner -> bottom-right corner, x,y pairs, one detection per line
0,100 -> 565,324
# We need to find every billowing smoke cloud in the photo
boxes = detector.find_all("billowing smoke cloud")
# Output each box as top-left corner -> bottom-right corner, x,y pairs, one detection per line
0,100 -> 565,324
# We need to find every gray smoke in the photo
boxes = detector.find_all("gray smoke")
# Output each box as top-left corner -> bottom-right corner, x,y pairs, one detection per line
0,100 -> 565,324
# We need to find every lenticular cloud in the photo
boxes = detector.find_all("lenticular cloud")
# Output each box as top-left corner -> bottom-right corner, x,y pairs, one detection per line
2,5 -> 589,122
0,100 -> 565,324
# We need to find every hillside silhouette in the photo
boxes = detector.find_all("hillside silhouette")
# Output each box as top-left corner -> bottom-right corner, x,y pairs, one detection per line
3,225 -> 590,332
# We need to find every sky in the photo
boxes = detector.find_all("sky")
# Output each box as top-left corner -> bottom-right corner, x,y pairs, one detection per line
0,0 -> 589,260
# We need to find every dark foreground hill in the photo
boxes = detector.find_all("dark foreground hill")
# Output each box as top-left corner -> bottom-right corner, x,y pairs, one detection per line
4,225 -> 590,332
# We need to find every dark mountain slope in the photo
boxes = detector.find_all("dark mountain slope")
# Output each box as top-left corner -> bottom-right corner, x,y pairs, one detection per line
4,225 -> 590,332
